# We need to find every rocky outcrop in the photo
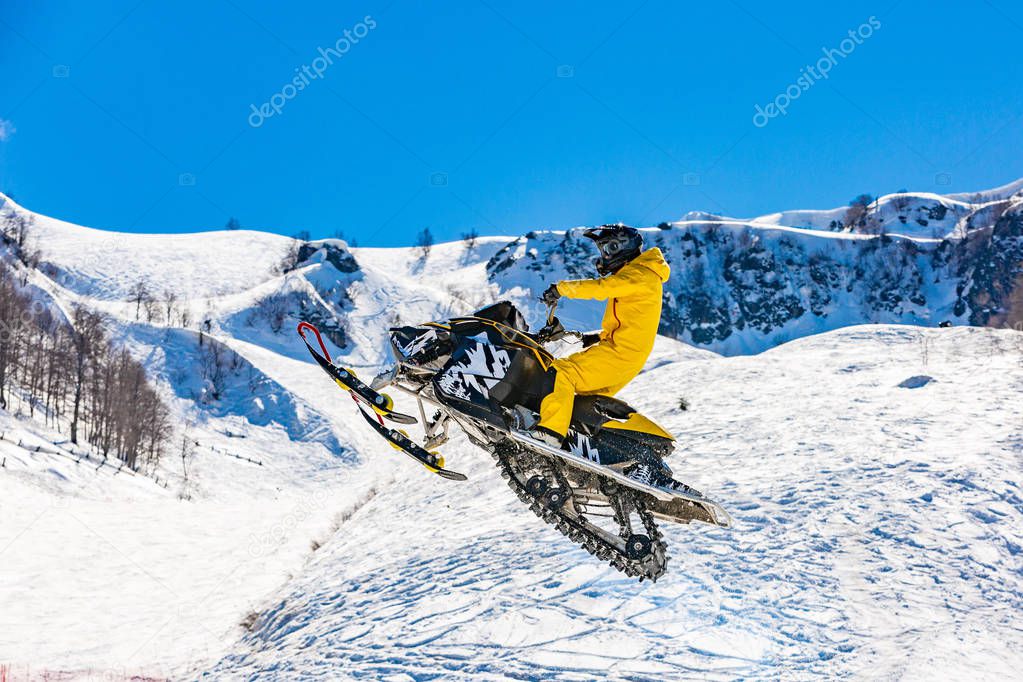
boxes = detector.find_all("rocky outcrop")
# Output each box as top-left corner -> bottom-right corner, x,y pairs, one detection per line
486,207 -> 1020,354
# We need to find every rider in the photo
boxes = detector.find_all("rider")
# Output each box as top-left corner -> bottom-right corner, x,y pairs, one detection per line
531,224 -> 670,447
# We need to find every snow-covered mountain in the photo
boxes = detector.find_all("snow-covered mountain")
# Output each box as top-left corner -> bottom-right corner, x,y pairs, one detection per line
7,179 -> 1023,360
487,184 -> 1023,353
1,182 -> 1021,680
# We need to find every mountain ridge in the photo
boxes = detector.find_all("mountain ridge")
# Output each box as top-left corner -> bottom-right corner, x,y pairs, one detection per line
5,177 -> 1021,359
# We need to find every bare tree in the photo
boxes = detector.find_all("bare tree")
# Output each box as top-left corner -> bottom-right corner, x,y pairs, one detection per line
143,296 -> 160,323
250,293 -> 289,333
416,227 -> 434,260
179,430 -> 197,500
0,265 -> 20,409
68,306 -> 104,445
225,217 -> 241,230
844,194 -> 874,231
461,228 -> 479,252
0,261 -> 171,466
0,211 -> 33,251
278,241 -> 302,274
199,336 -> 239,401
891,192 -> 911,212
1,211 -> 39,266
163,289 -> 179,324
128,279 -> 151,320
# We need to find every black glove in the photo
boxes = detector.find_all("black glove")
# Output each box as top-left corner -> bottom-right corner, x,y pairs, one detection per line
581,333 -> 600,348
541,283 -> 561,306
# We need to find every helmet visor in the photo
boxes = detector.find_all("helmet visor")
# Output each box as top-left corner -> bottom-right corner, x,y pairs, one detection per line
598,240 -> 623,259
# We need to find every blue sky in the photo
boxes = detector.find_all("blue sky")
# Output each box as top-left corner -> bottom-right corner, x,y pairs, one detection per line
1,1 -> 1021,246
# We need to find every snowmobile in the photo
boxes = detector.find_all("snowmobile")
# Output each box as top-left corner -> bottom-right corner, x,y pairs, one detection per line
297,300 -> 731,581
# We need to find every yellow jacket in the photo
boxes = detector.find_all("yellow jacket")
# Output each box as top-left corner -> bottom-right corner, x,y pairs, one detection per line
555,247 -> 670,361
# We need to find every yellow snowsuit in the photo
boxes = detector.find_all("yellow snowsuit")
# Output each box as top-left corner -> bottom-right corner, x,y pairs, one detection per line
538,247 -> 671,437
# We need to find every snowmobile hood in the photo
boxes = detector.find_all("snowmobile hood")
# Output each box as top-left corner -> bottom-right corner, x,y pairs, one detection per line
628,247 -> 670,283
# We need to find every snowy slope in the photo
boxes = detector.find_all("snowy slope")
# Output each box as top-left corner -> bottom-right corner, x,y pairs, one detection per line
0,197 -> 361,676
26,208 -> 292,301
200,326 -> 1023,680
1,182 -> 1022,679
0,195 -> 514,678
947,176 -> 1023,203
752,181 -> 1023,240
339,237 -> 508,368
751,192 -> 970,240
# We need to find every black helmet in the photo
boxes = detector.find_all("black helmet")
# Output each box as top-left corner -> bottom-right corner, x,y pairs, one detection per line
583,224 -> 643,276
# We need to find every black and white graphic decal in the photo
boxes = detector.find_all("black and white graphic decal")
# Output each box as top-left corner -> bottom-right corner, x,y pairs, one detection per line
436,341 -> 511,402
568,432 -> 600,464
399,328 -> 438,359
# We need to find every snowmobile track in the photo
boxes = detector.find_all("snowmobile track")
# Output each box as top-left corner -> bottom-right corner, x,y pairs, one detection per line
492,441 -> 669,582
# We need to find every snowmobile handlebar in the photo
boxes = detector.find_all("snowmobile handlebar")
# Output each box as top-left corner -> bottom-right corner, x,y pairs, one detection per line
536,299 -> 583,344
545,298 -> 559,328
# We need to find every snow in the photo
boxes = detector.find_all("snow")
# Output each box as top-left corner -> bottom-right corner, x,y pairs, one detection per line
1,188 -> 1022,679
0,401 -> 372,678
947,176 -> 1023,203
340,237 -> 506,368
199,325 -> 1023,680
749,186 -> 1023,240
24,207 -> 293,302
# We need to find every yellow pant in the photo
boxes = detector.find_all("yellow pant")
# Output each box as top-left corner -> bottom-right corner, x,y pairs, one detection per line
537,344 -> 644,437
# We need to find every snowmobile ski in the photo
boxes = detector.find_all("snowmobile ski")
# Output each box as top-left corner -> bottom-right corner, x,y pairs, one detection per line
356,404 -> 468,481
297,322 -> 417,425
